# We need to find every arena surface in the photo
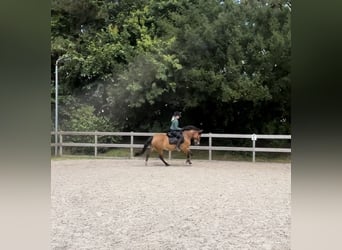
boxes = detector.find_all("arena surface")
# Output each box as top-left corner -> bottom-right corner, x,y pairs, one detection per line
51,159 -> 291,250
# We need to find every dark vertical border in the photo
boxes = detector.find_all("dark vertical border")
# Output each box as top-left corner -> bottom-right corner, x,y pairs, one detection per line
0,1 -> 50,249
292,0 -> 342,249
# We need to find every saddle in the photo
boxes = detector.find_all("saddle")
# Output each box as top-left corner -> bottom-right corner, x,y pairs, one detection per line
167,131 -> 180,144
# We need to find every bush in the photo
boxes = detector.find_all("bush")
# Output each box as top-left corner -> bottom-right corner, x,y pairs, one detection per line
56,96 -> 118,154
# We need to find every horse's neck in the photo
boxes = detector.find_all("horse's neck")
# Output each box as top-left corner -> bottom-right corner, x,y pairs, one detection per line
182,130 -> 193,140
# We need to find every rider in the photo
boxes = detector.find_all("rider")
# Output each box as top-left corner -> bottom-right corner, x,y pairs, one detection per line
170,111 -> 184,151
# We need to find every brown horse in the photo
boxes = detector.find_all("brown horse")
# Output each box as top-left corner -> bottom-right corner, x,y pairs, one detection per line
134,125 -> 203,166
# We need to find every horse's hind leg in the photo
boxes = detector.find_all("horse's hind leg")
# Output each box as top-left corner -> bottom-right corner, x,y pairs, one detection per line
145,148 -> 152,166
158,151 -> 170,166
159,155 -> 170,166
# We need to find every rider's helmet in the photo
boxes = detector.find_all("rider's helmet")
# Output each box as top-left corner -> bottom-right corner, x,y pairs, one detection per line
173,111 -> 182,117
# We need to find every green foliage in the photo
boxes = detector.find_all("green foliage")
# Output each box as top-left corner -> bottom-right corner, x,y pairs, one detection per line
65,105 -> 103,132
56,95 -> 118,154
51,0 -> 291,135
58,96 -> 114,132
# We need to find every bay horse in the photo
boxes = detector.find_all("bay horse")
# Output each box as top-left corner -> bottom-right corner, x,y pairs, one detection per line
134,125 -> 203,166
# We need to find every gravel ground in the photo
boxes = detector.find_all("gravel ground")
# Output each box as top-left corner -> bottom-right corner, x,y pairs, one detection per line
51,159 -> 291,250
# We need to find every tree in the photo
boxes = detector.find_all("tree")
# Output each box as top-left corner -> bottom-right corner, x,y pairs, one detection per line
51,0 -> 291,135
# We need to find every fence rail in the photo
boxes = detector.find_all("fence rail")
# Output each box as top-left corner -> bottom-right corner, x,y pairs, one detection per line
51,131 -> 291,162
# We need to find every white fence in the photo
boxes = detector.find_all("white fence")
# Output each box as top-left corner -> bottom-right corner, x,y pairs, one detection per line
51,131 -> 291,162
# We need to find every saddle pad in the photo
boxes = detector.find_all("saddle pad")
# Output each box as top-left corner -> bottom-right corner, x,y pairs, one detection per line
168,137 -> 178,145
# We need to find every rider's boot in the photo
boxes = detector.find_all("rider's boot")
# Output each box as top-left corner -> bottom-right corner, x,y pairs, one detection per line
176,138 -> 182,152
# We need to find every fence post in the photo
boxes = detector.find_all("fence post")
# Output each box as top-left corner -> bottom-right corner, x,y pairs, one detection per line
54,131 -> 58,156
209,133 -> 212,161
251,134 -> 257,162
130,131 -> 134,159
94,131 -> 98,157
59,132 -> 63,156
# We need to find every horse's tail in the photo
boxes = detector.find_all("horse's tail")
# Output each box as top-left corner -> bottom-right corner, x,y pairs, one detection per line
134,136 -> 153,156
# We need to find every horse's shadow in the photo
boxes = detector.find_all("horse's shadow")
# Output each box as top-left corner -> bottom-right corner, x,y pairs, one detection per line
136,160 -> 194,168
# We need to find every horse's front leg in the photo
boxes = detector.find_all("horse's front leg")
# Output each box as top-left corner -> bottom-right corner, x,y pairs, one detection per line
185,150 -> 192,165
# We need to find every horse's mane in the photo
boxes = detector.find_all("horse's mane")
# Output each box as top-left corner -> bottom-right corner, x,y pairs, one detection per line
182,125 -> 202,131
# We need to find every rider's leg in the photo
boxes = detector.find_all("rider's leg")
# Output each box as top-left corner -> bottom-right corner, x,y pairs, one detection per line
176,135 -> 183,151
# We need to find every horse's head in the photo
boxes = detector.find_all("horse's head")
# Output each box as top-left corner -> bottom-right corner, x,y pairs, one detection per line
191,129 -> 203,145
182,126 -> 203,146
